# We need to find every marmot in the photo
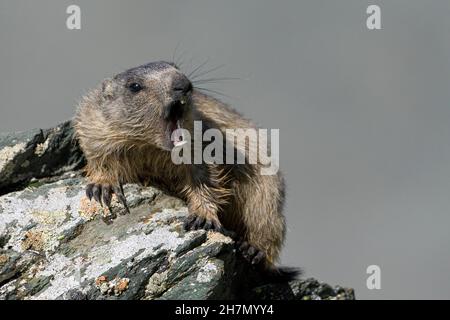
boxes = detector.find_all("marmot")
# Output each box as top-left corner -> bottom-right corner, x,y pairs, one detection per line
74,61 -> 297,278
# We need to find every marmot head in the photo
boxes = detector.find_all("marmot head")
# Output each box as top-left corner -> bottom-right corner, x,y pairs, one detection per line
99,61 -> 193,151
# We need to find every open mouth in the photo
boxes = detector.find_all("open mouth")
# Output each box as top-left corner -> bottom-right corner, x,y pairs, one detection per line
167,119 -> 186,147
165,98 -> 188,148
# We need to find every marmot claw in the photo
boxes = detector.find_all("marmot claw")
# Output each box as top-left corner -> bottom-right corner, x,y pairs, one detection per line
183,215 -> 223,233
237,241 -> 266,265
86,183 -> 130,215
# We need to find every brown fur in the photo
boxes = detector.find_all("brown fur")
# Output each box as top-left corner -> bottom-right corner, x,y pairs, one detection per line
73,62 -> 286,267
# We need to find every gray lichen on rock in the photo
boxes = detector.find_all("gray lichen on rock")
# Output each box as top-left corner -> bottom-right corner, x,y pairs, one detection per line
0,122 -> 355,300
0,143 -> 27,173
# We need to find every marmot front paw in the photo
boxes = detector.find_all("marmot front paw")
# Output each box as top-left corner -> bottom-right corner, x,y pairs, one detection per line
86,182 -> 130,215
183,214 -> 224,233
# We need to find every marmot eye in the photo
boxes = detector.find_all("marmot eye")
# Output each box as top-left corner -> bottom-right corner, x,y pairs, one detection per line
128,83 -> 143,93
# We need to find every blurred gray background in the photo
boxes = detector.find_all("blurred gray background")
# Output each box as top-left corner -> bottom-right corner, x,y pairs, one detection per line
1,0 -> 450,299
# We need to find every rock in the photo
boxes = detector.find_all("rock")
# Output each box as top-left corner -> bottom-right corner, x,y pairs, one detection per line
0,121 -> 85,196
249,278 -> 355,300
0,122 -> 355,300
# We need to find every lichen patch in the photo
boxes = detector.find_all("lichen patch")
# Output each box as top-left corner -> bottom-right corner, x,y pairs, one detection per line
206,231 -> 233,244
0,254 -> 9,266
196,261 -> 222,283
21,230 -> 45,251
0,142 -> 26,172
95,276 -> 130,296
34,139 -> 50,157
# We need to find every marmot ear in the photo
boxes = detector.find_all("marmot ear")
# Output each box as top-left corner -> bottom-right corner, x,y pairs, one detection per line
102,78 -> 116,100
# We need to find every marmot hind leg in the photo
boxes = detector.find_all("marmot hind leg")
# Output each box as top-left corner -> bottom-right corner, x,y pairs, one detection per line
236,240 -> 266,265
232,174 -> 286,268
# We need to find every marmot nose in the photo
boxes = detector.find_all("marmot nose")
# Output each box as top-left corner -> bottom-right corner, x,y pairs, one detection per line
171,76 -> 193,96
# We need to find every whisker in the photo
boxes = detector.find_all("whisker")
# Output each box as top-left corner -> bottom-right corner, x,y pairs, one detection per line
174,46 -> 191,70
190,64 -> 226,80
176,50 -> 188,68
172,41 -> 182,67
188,57 -> 210,79
194,86 -> 232,98
192,77 -> 242,85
